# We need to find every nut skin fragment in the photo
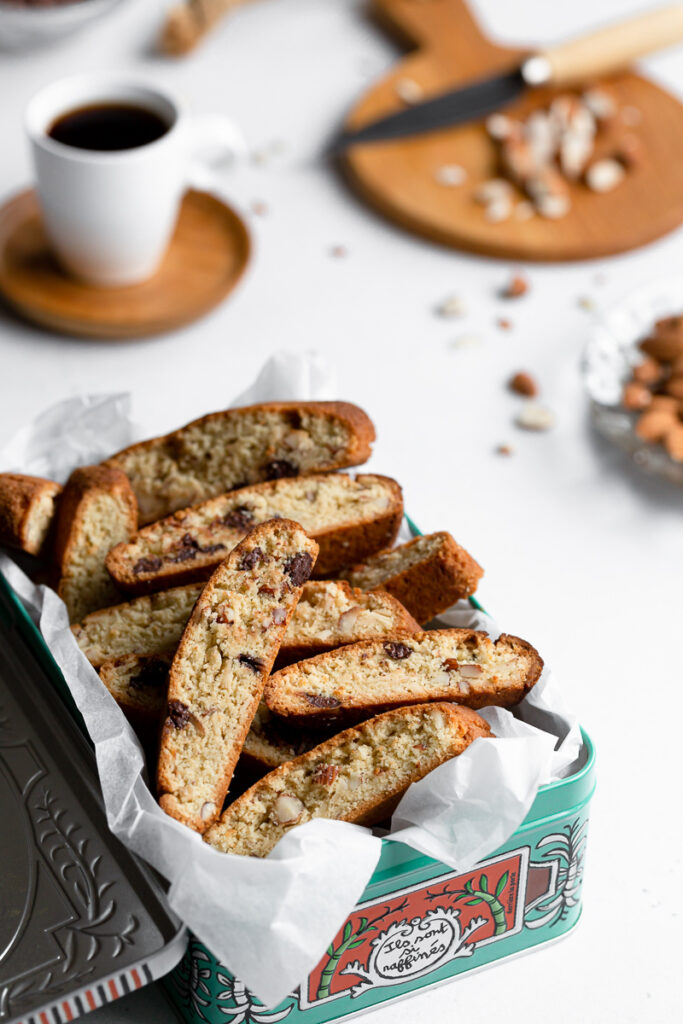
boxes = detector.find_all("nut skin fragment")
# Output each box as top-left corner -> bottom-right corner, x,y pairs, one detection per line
509,372 -> 538,398
515,404 -> 554,431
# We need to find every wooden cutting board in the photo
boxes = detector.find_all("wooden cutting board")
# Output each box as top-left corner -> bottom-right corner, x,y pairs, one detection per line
344,0 -> 683,261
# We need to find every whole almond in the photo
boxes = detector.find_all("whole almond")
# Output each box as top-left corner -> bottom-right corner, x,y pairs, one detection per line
622,382 -> 652,410
632,357 -> 662,384
671,355 -> 683,375
649,395 -> 680,414
509,371 -> 538,397
640,335 -> 683,362
664,375 -> 683,400
634,409 -> 677,442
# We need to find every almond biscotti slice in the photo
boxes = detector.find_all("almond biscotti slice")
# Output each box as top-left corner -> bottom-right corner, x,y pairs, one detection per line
73,583 -> 204,668
265,629 -> 543,724
100,652 -> 321,772
54,465 -> 138,624
343,531 -> 483,624
157,518 -> 319,833
72,578 -> 417,670
0,473 -> 62,556
106,401 -> 375,524
203,703 -> 491,857
106,473 -> 403,595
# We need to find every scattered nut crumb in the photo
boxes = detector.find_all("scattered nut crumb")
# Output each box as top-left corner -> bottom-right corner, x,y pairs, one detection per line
516,403 -> 554,431
485,196 -> 512,222
496,443 -> 514,456
449,333 -> 482,350
434,163 -> 467,186
396,77 -> 423,105
251,201 -> 268,216
330,245 -> 347,258
436,294 -> 467,318
509,371 -> 538,397
501,273 -> 529,299
593,272 -> 608,286
577,296 -> 596,311
585,158 -> 625,193
497,317 -> 513,330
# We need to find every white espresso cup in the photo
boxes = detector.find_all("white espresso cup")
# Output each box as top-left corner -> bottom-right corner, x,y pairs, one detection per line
25,75 -> 244,287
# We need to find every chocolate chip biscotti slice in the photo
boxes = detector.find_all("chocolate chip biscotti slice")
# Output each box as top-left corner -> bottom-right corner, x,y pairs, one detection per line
265,629 -> 543,724
0,473 -> 62,556
106,473 -> 403,595
54,466 -> 138,623
343,532 -> 483,624
100,652 -> 321,774
106,401 -> 375,525
204,703 -> 491,857
157,518 -> 319,833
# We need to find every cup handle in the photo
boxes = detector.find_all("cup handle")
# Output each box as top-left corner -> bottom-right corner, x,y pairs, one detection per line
185,113 -> 246,190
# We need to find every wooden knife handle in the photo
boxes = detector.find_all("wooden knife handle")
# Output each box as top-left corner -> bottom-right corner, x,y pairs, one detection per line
532,4 -> 683,86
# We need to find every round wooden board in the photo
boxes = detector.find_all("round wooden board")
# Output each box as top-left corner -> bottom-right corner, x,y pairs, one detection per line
0,188 -> 250,339
344,0 -> 683,262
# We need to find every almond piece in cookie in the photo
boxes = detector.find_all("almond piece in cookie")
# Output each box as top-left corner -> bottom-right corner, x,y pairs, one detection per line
105,473 -> 403,595
342,531 -> 483,625
54,465 -> 137,623
106,401 -> 375,524
0,473 -> 62,556
157,519 -> 319,833
265,629 -> 543,724
203,703 -> 491,857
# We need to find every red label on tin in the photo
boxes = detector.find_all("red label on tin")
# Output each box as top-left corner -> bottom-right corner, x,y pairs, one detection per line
303,847 -> 550,1007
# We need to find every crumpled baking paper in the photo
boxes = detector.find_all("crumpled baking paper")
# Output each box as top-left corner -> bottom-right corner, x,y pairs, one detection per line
0,352 -> 583,1006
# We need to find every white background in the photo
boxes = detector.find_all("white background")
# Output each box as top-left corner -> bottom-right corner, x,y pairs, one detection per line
0,0 -> 680,1021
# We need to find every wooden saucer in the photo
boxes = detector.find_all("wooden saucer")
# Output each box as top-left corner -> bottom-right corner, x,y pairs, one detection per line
0,189 -> 250,339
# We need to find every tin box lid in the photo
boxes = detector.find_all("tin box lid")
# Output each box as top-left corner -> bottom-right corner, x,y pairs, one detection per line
0,574 -> 186,1024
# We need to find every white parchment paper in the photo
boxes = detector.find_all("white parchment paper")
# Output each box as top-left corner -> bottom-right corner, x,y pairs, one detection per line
0,353 -> 583,1006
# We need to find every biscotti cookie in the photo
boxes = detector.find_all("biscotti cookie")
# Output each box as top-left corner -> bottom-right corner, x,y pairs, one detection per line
157,519 -> 319,833
265,629 -> 543,723
107,401 -> 375,524
106,473 -> 403,594
100,652 -> 321,772
73,583 -> 204,668
204,703 -> 491,857
72,578 -> 417,669
54,465 -> 138,623
343,532 -> 483,624
0,473 -> 62,556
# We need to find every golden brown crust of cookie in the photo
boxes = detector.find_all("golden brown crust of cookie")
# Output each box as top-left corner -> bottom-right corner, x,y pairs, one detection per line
0,473 -> 62,556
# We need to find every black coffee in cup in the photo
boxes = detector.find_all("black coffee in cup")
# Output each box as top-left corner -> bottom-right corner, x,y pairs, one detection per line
48,103 -> 169,152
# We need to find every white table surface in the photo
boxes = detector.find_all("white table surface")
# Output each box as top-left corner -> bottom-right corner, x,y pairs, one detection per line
0,0 -> 681,1021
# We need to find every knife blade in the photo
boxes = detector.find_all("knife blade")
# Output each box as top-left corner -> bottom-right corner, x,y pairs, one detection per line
336,5 -> 683,151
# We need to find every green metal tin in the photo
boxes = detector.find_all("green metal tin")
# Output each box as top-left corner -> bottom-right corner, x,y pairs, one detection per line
0,564 -> 595,1024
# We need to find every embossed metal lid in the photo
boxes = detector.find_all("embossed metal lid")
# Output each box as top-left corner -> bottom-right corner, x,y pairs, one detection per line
0,576 -> 186,1024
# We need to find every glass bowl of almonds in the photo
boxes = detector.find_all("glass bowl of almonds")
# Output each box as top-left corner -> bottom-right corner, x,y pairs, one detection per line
583,277 -> 683,485
0,0 -> 123,51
